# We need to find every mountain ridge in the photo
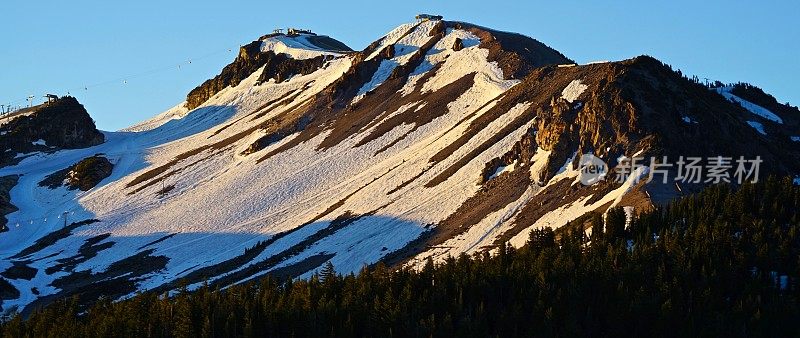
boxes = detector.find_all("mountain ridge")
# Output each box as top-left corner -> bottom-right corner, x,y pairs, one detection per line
0,18 -> 797,315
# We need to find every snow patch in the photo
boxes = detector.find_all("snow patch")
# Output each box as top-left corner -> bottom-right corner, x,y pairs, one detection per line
260,34 -> 344,60
715,87 -> 783,124
366,22 -> 417,61
400,28 -> 481,96
561,80 -> 587,103
623,206 -> 634,229
354,21 -> 441,102
747,121 -> 767,135
124,102 -> 190,132
489,162 -> 515,180
529,147 -> 552,185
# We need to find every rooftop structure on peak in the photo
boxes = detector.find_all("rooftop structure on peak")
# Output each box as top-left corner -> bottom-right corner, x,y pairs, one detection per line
416,14 -> 443,21
287,28 -> 315,36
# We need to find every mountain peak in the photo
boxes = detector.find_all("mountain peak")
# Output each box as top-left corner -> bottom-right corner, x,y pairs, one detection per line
257,30 -> 352,60
0,96 -> 103,166
364,19 -> 573,79
2,17 -> 797,315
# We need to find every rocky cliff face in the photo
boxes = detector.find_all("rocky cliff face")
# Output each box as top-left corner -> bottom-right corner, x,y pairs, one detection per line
186,34 -> 353,110
0,97 -> 104,166
186,41 -> 277,110
508,56 -> 800,182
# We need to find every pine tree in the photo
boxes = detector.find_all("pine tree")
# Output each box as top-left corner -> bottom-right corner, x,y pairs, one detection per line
320,261 -> 336,284
606,207 -> 627,240
590,212 -> 604,243
528,227 -> 555,251
173,294 -> 194,338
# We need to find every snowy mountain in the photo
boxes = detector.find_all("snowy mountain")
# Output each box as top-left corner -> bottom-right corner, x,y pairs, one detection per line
1,18 -> 799,315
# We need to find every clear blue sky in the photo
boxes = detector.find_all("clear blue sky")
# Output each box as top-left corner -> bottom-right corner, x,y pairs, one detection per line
3,0 -> 797,131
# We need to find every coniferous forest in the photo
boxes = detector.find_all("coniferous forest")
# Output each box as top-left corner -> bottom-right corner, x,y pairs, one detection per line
3,178 -> 800,337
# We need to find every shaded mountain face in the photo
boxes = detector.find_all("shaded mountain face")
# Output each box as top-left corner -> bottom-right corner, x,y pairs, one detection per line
0,176 -> 18,232
0,19 -> 798,314
0,97 -> 104,166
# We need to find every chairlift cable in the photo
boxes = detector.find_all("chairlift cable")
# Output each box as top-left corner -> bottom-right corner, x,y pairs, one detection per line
1,44 -> 239,113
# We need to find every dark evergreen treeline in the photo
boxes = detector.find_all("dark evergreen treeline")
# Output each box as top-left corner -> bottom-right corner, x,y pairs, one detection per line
3,178 -> 800,337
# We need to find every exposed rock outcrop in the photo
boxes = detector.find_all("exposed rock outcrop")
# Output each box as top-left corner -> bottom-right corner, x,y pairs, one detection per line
68,156 -> 113,191
0,175 -> 19,232
0,97 -> 104,166
255,52 -> 329,84
186,41 -> 276,110
186,35 -> 352,110
383,44 -> 395,58
452,37 -> 463,51
480,127 -> 537,183
39,155 -> 113,191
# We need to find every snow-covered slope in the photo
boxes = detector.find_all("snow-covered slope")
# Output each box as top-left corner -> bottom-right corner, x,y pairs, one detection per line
1,19 -> 798,315
715,86 -> 784,124
259,32 -> 349,60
